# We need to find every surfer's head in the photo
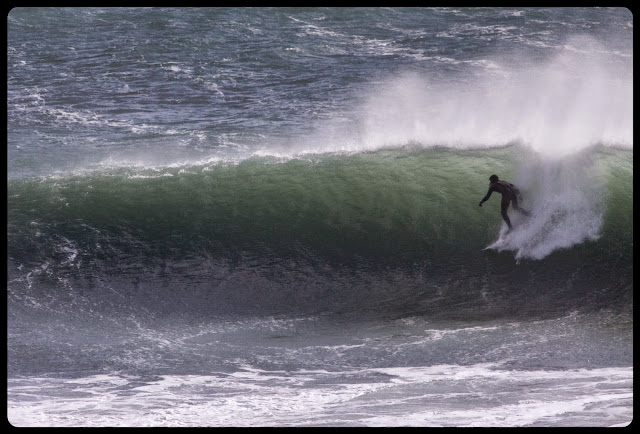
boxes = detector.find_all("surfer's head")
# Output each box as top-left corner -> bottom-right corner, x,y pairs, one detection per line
489,174 -> 499,183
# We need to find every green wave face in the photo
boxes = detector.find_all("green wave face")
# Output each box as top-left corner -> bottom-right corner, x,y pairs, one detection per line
7,145 -> 632,319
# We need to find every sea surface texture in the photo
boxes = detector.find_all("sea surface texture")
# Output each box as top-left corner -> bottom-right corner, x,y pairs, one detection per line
7,7 -> 632,427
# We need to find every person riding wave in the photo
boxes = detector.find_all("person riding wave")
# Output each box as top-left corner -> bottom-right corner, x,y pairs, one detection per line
479,174 -> 530,232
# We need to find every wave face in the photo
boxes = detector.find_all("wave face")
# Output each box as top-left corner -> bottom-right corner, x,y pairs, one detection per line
7,7 -> 633,322
7,145 -> 632,320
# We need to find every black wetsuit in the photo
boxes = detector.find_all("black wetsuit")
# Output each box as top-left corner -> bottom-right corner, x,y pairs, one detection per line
479,180 -> 530,230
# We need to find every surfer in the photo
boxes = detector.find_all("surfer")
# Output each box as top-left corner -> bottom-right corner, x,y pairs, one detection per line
478,174 -> 530,232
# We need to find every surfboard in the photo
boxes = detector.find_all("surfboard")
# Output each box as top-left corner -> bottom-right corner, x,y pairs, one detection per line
483,213 -> 533,251
483,234 -> 507,250
483,226 -> 514,250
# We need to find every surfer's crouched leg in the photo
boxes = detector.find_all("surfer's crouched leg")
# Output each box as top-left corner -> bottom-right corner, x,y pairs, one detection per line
511,196 -> 531,216
501,200 -> 513,230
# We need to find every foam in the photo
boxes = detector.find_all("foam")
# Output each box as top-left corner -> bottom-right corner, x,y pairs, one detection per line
343,36 -> 632,158
486,146 -> 607,260
8,365 -> 632,427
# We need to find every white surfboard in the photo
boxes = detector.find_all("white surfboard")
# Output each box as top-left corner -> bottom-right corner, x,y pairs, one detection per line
483,226 -> 513,250
484,235 -> 507,250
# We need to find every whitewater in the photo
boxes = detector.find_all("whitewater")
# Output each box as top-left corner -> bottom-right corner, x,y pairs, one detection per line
7,7 -> 632,427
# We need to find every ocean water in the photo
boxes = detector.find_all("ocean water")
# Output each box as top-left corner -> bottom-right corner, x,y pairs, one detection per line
7,7 -> 632,427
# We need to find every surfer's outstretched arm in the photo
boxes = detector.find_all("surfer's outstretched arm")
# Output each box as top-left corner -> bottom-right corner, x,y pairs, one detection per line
478,186 -> 494,206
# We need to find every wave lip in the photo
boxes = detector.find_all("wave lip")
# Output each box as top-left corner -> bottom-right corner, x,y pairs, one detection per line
348,35 -> 631,159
